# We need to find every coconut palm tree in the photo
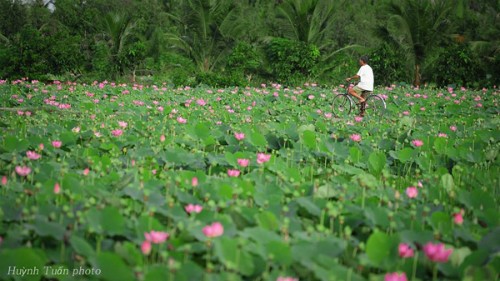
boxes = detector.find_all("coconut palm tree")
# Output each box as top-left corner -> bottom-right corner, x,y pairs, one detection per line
96,12 -> 155,79
377,0 -> 455,86
273,0 -> 365,78
465,1 -> 500,83
102,13 -> 136,68
166,0 -> 236,73
275,0 -> 336,48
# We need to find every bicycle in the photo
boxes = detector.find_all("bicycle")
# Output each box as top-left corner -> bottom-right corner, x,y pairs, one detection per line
332,85 -> 386,118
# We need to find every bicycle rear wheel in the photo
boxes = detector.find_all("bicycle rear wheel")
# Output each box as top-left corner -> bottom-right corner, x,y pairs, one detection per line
332,94 -> 352,118
363,95 -> 386,118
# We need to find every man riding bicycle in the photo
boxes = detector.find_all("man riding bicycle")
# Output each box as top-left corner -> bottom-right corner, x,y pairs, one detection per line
345,56 -> 374,106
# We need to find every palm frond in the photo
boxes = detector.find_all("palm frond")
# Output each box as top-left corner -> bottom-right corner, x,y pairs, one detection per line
386,15 -> 414,53
167,0 -> 237,72
103,13 -> 136,56
0,33 -> 9,45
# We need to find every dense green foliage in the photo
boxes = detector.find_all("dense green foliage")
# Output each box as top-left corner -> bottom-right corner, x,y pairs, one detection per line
0,0 -> 498,87
265,38 -> 320,85
428,44 -> 483,88
368,43 -> 408,86
0,80 -> 499,281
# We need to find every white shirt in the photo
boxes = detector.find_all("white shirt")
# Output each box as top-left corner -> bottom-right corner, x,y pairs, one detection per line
356,64 -> 374,91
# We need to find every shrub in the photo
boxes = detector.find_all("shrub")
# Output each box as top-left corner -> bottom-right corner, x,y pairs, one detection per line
427,44 -> 484,88
226,41 -> 261,83
197,71 -> 247,88
369,42 -> 410,86
319,52 -> 360,86
91,42 -> 113,80
265,38 -> 320,84
227,41 -> 260,71
0,25 -> 84,81
156,52 -> 197,86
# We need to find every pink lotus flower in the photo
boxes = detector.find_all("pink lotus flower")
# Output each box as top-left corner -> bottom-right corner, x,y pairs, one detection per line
15,166 -> 31,176
72,127 -> 80,133
202,222 -> 224,238
54,183 -> 61,194
450,125 -> 457,131
237,158 -> 250,167
185,204 -> 203,214
406,187 -> 418,198
191,177 -> 199,187
196,99 -> 206,106
277,277 -> 299,281
111,129 -> 123,137
412,139 -> 423,147
1,176 -> 7,185
39,143 -> 44,150
402,111 -> 410,116
453,212 -> 464,225
384,272 -> 408,281
423,242 -> 453,263
234,132 -> 245,141
83,168 -> 90,176
438,133 -> 448,138
350,134 -> 362,142
118,121 -> 128,128
177,117 -> 187,124
227,169 -> 240,177
354,116 -> 363,122
144,231 -> 169,244
141,240 -> 151,255
26,151 -> 41,160
52,140 -> 62,148
417,181 -> 423,188
160,134 -> 166,142
257,153 -> 271,164
398,243 -> 414,258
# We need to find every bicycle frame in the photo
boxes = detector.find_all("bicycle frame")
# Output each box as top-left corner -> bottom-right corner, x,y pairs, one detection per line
332,85 -> 386,118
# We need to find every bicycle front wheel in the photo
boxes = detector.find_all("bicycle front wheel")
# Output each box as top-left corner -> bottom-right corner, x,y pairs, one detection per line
363,95 -> 386,118
332,94 -> 352,118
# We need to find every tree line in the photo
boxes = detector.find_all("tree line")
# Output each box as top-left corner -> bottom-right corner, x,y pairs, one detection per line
0,0 -> 498,88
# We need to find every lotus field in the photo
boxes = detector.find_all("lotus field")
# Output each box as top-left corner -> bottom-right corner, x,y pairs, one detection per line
0,79 -> 499,281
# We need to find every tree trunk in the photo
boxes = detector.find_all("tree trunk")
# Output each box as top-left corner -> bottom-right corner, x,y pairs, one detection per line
414,64 -> 421,87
